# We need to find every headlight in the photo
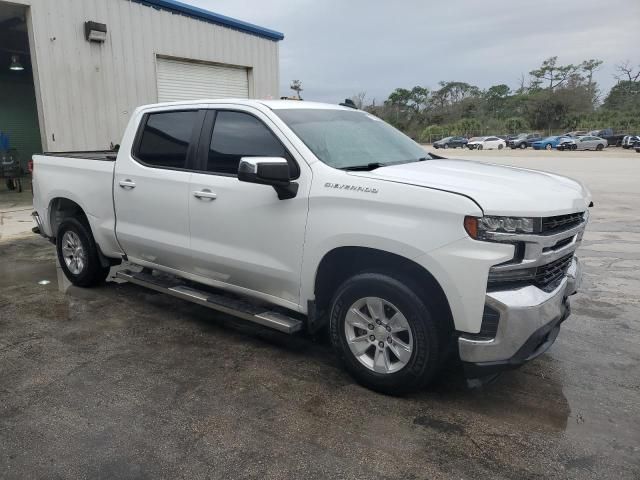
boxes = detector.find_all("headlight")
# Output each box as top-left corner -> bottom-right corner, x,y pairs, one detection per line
464,216 -> 535,239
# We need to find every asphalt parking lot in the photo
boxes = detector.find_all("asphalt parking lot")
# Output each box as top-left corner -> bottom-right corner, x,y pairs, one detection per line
1,148 -> 639,479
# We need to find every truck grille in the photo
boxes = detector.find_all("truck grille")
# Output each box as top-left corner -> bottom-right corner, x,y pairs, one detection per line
541,212 -> 584,233
487,210 -> 586,293
533,253 -> 574,291
488,253 -> 575,291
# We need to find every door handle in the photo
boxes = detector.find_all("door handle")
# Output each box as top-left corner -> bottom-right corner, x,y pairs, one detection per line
193,189 -> 217,200
119,179 -> 136,189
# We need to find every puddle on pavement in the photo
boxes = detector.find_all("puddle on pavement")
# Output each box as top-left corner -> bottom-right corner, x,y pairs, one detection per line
0,258 -> 58,290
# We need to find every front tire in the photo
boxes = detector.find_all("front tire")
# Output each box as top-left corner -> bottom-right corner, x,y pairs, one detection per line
498,143 -> 504,150
596,144 -> 604,151
329,273 -> 442,395
56,217 -> 111,287
477,144 -> 483,150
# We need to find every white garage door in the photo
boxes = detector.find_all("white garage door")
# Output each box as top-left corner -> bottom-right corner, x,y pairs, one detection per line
156,57 -> 249,102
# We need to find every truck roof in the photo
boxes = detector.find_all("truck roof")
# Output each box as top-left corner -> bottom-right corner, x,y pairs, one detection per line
136,99 -> 355,112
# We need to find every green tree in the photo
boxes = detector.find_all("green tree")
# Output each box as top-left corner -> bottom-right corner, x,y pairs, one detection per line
529,56 -> 578,90
580,59 -> 603,104
485,84 -> 512,118
602,81 -> 640,112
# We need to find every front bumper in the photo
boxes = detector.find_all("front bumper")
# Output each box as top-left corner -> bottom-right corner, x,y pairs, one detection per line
459,257 -> 582,377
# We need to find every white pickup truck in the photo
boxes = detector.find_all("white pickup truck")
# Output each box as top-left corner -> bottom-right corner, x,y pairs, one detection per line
32,100 -> 590,394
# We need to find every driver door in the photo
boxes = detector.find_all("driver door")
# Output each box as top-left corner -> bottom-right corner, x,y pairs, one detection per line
186,106 -> 311,309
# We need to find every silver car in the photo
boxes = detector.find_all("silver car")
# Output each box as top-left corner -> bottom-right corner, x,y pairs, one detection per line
575,136 -> 608,151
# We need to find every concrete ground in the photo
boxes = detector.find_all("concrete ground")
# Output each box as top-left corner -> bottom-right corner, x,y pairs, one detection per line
1,149 -> 639,479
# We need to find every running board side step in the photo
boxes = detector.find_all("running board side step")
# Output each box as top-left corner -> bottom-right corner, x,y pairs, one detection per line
116,270 -> 303,334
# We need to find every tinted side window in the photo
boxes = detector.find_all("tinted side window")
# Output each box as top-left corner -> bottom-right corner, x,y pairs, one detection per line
136,111 -> 199,168
208,111 -> 286,175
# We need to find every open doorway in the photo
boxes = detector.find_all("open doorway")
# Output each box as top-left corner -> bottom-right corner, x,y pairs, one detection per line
0,1 -> 41,193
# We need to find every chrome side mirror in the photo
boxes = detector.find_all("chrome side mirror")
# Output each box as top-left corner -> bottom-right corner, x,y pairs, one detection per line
238,157 -> 298,200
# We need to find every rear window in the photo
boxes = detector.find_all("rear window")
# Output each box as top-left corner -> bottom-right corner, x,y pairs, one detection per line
136,110 -> 200,168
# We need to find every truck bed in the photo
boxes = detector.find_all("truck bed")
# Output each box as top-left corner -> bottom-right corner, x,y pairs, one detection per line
31,152 -> 121,257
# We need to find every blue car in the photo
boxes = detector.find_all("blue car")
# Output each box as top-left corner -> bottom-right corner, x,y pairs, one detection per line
532,136 -> 571,150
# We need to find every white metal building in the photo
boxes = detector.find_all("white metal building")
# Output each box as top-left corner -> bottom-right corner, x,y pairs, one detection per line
0,0 -> 283,162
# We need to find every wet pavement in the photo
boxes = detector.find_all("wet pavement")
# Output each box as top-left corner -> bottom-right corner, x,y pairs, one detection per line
1,153 -> 639,479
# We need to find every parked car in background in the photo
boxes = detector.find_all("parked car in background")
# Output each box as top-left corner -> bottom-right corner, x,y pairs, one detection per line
508,133 -> 542,149
588,128 -> 625,147
531,136 -> 573,150
433,136 -> 468,149
467,136 -> 506,150
557,139 -> 577,151
575,136 -> 608,151
622,135 -> 640,149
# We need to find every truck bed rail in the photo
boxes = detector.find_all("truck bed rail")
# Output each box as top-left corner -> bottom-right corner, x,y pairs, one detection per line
41,150 -> 117,161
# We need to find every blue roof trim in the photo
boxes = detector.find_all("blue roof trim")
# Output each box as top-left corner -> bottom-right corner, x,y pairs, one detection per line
132,0 -> 284,41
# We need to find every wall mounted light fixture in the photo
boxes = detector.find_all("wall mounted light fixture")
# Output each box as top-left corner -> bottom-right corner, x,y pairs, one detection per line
84,21 -> 107,42
9,55 -> 24,71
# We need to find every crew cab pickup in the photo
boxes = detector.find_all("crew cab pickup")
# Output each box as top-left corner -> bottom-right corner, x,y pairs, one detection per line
588,128 -> 625,147
31,100 -> 590,394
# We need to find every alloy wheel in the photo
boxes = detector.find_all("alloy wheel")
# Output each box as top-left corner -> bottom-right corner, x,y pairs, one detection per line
344,296 -> 414,374
61,231 -> 86,275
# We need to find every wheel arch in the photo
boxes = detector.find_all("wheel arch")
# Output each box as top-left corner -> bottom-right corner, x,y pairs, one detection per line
49,197 -> 119,268
313,246 -> 455,334
48,197 -> 90,238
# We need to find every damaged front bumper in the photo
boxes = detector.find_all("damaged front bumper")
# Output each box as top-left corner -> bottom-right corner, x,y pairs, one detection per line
459,257 -> 582,378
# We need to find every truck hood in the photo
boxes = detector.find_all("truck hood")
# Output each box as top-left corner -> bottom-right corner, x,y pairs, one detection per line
351,159 -> 591,216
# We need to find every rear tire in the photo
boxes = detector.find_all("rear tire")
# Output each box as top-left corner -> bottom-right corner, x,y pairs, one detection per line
545,143 -> 552,150
329,273 -> 443,395
56,217 -> 111,287
6,178 -> 15,190
520,143 -> 526,149
443,144 -> 449,149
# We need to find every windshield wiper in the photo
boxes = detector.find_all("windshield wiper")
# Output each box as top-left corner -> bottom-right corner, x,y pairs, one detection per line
342,162 -> 386,171
342,156 -> 431,171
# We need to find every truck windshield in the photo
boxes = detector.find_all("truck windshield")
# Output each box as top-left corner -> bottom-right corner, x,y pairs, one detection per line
274,108 -> 430,170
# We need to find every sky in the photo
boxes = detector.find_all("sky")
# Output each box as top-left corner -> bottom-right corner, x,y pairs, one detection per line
188,0 -> 640,104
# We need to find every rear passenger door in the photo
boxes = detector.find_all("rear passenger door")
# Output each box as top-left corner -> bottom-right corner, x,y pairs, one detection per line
187,106 -> 310,309
114,108 -> 205,271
